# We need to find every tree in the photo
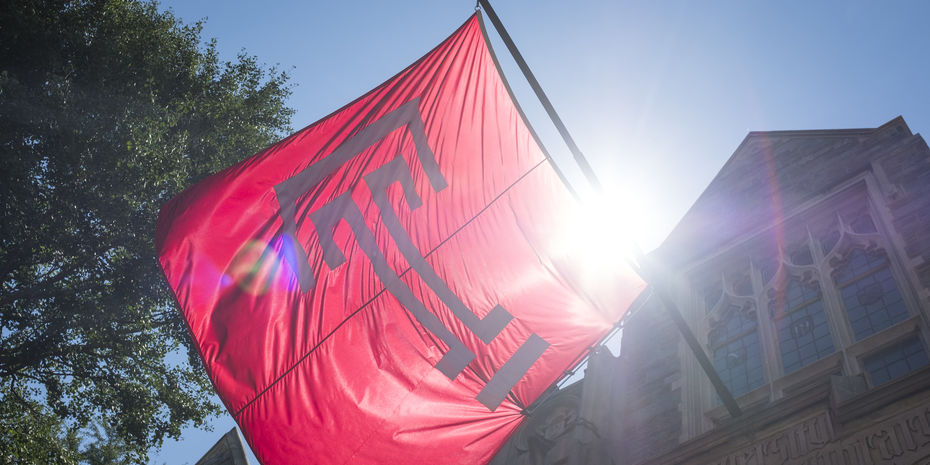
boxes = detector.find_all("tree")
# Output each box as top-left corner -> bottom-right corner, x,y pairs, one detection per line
0,0 -> 294,462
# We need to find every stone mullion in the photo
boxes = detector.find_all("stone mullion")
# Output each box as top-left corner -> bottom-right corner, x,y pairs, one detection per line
864,173 -> 930,326
681,277 -> 714,439
751,259 -> 782,399
809,226 -> 858,375
861,179 -> 930,380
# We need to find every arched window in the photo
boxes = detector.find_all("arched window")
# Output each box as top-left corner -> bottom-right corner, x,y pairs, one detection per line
708,304 -> 764,397
863,337 -> 929,386
832,248 -> 909,341
698,211 -> 925,407
770,276 -> 834,374
683,186 -> 930,439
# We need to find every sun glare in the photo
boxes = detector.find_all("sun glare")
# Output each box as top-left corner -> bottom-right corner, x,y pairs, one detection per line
552,187 -> 662,287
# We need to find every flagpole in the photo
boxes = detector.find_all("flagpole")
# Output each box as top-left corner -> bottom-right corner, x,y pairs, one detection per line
476,0 -> 743,418
476,0 -> 601,191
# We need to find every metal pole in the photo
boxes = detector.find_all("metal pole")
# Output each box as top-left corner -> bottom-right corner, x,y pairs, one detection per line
477,0 -> 742,417
635,251 -> 743,417
477,0 -> 601,191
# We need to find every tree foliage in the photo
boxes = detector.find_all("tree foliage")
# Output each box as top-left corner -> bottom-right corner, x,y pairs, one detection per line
0,0 -> 293,462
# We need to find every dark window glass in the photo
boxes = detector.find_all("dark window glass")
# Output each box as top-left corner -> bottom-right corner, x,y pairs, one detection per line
782,277 -> 820,309
704,282 -> 723,313
756,256 -> 779,285
790,247 -> 813,266
773,279 -> 834,374
863,337 -> 929,386
850,214 -> 877,234
833,248 -> 886,283
712,332 -> 764,397
710,307 -> 763,397
734,274 -> 753,296
710,305 -> 755,344
820,229 -> 840,256
835,249 -> 908,340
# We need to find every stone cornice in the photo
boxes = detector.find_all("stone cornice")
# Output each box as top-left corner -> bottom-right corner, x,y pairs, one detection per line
641,367 -> 930,465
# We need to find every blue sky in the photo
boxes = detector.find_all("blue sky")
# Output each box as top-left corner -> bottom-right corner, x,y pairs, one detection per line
150,1 -> 930,463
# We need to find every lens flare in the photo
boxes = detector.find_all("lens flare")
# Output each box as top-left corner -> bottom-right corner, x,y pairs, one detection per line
226,238 -> 287,296
551,187 -> 660,288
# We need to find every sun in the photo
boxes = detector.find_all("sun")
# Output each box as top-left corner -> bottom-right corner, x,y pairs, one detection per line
551,185 -> 664,287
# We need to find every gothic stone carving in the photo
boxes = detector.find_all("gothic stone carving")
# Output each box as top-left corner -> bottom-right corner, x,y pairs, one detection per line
489,392 -> 613,465
706,403 -> 930,465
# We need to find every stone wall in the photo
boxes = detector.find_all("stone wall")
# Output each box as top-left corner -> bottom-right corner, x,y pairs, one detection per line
490,117 -> 930,465
614,118 -> 930,464
659,118 -> 921,269
612,295 -> 683,463
487,293 -> 685,465
697,397 -> 930,465
876,130 -> 930,294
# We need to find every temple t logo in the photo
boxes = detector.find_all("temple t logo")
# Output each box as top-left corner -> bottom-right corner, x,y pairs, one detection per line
274,98 -> 549,411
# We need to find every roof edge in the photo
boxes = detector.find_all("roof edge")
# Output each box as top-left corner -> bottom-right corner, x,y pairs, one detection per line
653,116 -> 910,260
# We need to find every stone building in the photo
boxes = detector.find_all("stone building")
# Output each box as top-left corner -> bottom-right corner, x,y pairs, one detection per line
491,116 -> 930,464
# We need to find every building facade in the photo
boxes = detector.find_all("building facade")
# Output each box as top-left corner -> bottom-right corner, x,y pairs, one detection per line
491,117 -> 930,465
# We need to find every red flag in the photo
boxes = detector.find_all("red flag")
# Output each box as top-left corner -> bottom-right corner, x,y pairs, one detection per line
156,14 -> 644,465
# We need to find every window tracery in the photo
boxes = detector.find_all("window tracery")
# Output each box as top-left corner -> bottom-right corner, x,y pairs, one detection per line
693,197 -> 927,417
707,301 -> 763,398
769,275 -> 833,374
832,248 -> 909,341
863,337 -> 929,386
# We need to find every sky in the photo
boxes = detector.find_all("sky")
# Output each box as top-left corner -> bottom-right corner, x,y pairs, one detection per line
149,1 -> 930,463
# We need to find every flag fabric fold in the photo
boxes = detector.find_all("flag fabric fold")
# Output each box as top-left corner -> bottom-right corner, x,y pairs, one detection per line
156,13 -> 644,465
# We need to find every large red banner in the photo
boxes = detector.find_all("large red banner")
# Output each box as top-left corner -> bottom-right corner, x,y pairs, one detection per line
156,13 -> 644,465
